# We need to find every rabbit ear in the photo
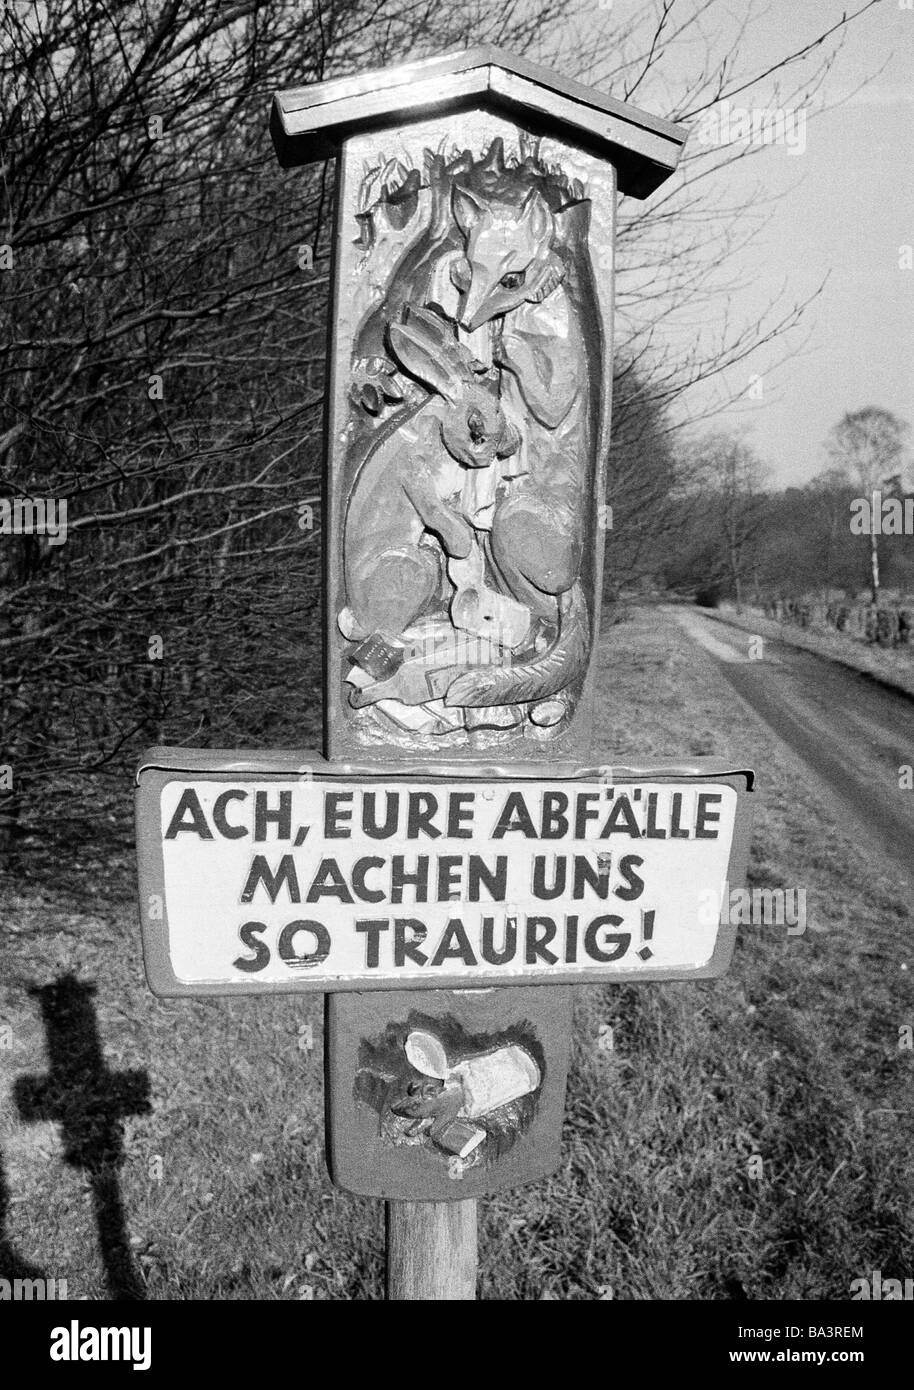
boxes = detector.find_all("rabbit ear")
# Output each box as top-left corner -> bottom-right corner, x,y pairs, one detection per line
387,309 -> 463,403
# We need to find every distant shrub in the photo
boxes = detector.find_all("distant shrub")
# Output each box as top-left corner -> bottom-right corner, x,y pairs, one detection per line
760,594 -> 914,648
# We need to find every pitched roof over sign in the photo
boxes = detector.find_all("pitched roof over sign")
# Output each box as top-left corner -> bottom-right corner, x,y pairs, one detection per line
271,46 -> 688,198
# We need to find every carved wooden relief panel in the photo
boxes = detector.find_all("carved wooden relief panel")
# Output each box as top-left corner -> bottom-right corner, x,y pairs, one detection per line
325,112 -> 616,761
325,985 -> 574,1199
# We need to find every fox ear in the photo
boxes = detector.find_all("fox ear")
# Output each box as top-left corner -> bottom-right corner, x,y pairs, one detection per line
520,186 -> 553,243
387,310 -> 461,403
554,198 -> 591,247
452,183 -> 485,237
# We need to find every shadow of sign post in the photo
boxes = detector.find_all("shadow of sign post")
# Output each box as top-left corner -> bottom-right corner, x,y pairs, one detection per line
0,1159 -> 47,1287
14,974 -> 151,1301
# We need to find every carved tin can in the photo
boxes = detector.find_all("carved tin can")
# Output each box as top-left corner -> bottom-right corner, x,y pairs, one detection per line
325,985 -> 575,1200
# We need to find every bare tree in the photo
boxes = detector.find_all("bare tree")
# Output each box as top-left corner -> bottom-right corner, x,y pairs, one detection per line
0,0 -> 887,849
827,407 -> 910,603
688,433 -> 768,612
549,0 -> 882,425
0,0 -> 566,849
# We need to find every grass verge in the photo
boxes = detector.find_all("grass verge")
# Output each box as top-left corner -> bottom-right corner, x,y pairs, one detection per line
1,604 -> 911,1299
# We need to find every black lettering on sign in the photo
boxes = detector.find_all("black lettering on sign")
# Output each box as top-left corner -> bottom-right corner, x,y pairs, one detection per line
436,855 -> 462,902
645,792 -> 666,839
164,789 -> 213,840
584,915 -> 629,962
565,914 -> 579,963
324,791 -> 353,838
532,854 -> 565,900
407,791 -> 441,839
355,919 -> 389,967
481,915 -> 516,965
362,791 -> 398,839
306,858 -> 354,903
599,795 -> 641,838
241,854 -> 300,904
638,908 -> 655,960
541,791 -> 569,838
492,792 -> 537,838
526,915 -> 557,964
695,792 -> 722,839
352,856 -> 385,903
574,792 -> 601,838
278,920 -> 331,969
446,792 -> 475,838
572,856 -> 610,900
254,790 -> 291,842
214,789 -> 248,839
390,855 -> 429,903
233,921 -> 270,973
670,792 -> 690,838
467,855 -> 507,902
430,919 -> 477,967
615,854 -> 644,901
394,918 -> 428,967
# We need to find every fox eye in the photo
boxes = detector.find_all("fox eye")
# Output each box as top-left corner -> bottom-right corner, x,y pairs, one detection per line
500,269 -> 525,290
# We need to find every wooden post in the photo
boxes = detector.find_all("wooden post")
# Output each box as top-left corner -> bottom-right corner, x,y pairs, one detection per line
386,1198 -> 477,1300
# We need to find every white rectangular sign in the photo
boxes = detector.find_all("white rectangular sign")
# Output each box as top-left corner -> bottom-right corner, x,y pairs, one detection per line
138,770 -> 750,993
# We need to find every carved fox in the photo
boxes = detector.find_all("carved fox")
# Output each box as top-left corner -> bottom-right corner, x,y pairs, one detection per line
444,172 -> 601,710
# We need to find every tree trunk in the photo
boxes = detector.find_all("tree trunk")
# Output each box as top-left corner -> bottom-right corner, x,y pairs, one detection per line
870,531 -> 880,606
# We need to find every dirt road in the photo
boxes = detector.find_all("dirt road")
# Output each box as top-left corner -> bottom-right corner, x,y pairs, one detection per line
671,606 -> 914,886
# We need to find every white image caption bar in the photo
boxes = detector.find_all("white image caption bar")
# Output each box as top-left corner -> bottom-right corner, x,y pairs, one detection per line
143,774 -> 746,991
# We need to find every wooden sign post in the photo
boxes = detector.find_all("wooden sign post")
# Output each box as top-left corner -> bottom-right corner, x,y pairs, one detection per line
135,48 -> 754,1300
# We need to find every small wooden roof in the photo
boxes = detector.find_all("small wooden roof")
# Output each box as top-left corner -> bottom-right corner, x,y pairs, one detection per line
271,46 -> 687,198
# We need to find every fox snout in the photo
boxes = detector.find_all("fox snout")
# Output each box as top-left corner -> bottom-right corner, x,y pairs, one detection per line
451,256 -> 517,334
461,289 -> 491,335
460,279 -> 510,334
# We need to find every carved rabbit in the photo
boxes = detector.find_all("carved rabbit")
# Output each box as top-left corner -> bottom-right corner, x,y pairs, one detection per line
341,306 -> 519,644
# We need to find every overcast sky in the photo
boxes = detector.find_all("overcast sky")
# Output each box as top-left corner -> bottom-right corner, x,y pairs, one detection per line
548,0 -> 913,489
685,0 -> 912,488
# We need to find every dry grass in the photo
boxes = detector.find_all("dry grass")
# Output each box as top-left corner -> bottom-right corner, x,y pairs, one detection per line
1,604 -> 911,1299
